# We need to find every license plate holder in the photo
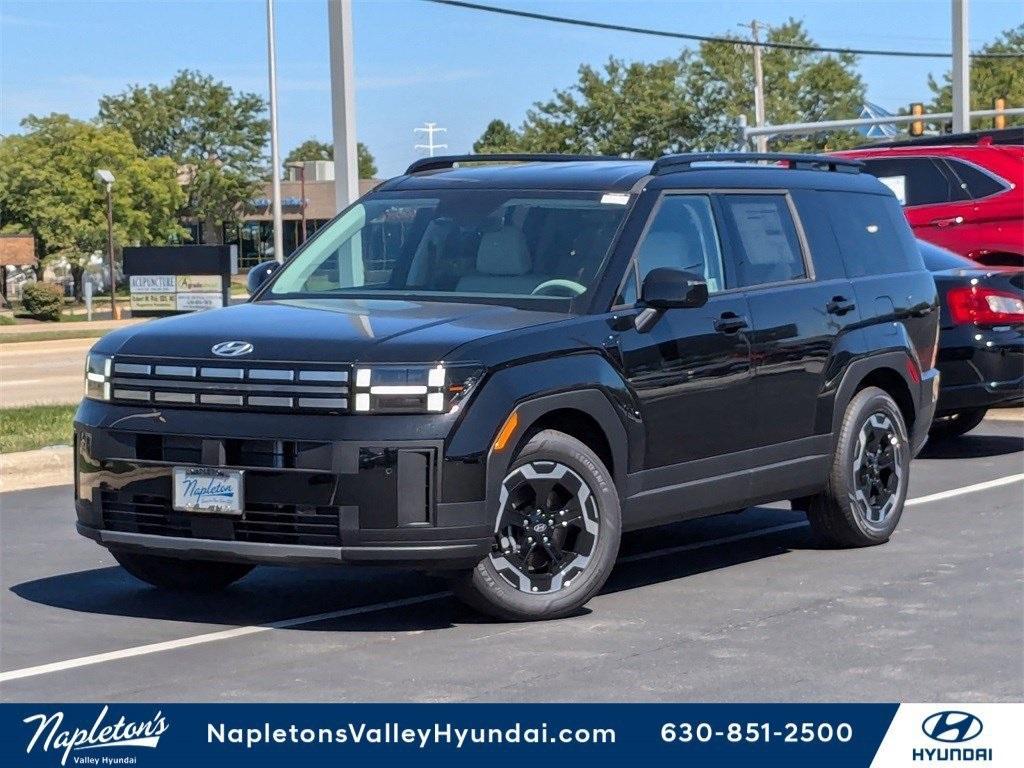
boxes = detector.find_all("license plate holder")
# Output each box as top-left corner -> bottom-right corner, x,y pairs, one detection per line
172,466 -> 244,515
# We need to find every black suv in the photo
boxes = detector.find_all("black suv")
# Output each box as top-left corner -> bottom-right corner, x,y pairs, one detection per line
75,153 -> 940,621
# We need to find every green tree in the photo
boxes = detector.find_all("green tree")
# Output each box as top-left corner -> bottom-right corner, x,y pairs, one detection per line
474,20 -> 866,155
473,119 -> 525,153
474,57 -> 694,157
927,23 -> 1024,127
0,114 -> 185,294
284,138 -> 379,178
98,70 -> 268,243
683,19 -> 866,151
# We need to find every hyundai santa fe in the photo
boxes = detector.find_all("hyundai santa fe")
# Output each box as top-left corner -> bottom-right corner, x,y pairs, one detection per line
75,152 -> 940,621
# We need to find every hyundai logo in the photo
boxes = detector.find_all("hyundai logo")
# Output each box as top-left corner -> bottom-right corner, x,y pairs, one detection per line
211,341 -> 254,357
922,711 -> 983,743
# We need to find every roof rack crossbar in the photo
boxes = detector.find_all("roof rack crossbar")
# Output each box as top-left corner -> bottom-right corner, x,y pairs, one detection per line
651,152 -> 863,175
405,153 -> 624,174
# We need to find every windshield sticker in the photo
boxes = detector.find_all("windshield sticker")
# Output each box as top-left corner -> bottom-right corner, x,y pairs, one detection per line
600,193 -> 630,206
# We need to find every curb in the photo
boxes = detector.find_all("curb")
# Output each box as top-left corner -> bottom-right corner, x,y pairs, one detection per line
986,407 -> 1023,423
0,446 -> 73,493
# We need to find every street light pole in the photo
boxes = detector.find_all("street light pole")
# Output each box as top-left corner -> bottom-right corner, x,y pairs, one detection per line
749,20 -> 768,153
94,169 -> 117,319
951,0 -> 971,133
266,0 -> 284,263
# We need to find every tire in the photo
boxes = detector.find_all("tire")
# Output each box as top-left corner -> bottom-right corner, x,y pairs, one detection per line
452,429 -> 621,621
805,387 -> 911,548
928,407 -> 987,441
112,550 -> 253,592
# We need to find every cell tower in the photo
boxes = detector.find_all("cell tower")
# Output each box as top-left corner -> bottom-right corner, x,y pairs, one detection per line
414,122 -> 448,156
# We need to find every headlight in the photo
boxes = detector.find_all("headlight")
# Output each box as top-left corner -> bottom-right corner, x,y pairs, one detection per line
351,364 -> 482,414
84,353 -> 113,401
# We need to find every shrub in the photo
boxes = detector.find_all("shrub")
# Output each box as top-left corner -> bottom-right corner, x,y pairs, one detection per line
21,281 -> 65,322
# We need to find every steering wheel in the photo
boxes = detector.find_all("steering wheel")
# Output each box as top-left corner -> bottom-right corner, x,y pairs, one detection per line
531,279 -> 587,297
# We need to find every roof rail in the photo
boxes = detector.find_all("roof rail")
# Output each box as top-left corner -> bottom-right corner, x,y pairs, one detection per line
405,153 -> 624,174
651,152 -> 863,175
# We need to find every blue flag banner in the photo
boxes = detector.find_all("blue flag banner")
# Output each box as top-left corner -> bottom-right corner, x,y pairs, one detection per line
0,703 -> 1018,767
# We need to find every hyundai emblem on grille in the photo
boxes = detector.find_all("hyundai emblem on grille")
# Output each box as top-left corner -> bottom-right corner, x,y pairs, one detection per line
211,341 -> 254,357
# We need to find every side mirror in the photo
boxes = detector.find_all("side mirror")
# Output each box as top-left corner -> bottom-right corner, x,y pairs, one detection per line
640,267 -> 709,310
247,260 -> 281,295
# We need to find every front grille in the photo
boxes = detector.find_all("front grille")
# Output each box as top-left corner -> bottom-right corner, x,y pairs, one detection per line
110,357 -> 349,412
100,491 -> 343,546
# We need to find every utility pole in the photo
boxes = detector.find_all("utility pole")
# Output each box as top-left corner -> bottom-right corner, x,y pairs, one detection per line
951,0 -> 971,133
266,0 -> 284,263
749,20 -> 768,153
328,0 -> 359,209
414,123 -> 448,157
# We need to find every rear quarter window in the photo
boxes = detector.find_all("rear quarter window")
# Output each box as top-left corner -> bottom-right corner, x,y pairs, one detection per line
824,191 -> 924,277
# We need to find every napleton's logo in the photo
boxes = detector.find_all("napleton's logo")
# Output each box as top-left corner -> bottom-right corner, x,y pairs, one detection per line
22,706 -> 169,766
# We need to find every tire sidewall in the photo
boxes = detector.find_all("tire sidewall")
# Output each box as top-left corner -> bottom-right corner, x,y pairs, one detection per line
467,430 -> 621,620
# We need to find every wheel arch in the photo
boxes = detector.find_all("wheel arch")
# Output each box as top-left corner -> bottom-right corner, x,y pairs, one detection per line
830,353 -> 920,442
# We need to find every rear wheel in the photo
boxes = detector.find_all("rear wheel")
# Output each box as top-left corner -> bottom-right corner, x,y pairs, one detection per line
929,407 -> 987,440
452,430 -> 621,621
112,551 -> 253,592
805,387 -> 910,547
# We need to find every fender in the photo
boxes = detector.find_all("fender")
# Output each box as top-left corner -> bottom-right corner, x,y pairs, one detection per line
446,353 -> 640,520
826,349 -> 923,446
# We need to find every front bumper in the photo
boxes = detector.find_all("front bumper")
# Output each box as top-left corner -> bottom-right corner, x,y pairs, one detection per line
73,400 -> 492,569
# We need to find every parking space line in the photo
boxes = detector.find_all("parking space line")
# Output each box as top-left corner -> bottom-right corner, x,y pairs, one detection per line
904,474 -> 1024,506
2,473 -> 1021,684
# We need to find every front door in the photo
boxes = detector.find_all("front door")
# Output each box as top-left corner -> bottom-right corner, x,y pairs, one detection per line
616,193 -> 756,469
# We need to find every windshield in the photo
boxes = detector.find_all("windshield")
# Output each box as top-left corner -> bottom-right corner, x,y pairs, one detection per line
266,189 -> 627,307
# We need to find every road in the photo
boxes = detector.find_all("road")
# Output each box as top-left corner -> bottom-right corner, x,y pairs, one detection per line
1,419 -> 1021,702
0,337 -> 94,408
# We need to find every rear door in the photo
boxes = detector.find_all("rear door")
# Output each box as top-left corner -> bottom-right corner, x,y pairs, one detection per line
718,191 -> 859,448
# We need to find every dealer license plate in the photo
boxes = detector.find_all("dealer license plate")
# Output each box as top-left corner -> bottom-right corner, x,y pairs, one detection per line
172,466 -> 244,515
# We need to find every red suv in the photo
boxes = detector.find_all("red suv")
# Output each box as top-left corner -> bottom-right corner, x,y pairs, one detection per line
835,128 -> 1023,266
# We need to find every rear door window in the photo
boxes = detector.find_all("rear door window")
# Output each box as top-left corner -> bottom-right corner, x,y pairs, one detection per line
860,157 -> 968,206
824,192 -> 924,277
942,159 -> 1009,199
717,194 -> 807,288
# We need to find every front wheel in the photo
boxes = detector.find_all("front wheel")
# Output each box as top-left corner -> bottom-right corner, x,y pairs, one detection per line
112,550 -> 253,592
452,430 -> 621,621
805,387 -> 911,547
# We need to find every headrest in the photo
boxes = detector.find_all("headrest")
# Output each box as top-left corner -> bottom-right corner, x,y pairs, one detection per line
476,227 -> 532,276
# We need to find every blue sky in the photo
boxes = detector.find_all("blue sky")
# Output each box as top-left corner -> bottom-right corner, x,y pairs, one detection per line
1,0 -> 1021,177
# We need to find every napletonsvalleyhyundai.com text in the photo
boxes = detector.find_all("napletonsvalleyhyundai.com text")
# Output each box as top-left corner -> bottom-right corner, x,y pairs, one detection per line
209,721 -> 617,749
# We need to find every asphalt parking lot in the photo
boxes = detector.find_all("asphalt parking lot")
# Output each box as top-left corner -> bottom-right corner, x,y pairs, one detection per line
1,419 -> 1021,703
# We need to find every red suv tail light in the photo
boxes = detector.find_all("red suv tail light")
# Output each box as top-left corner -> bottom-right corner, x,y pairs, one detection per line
947,284 -> 1024,327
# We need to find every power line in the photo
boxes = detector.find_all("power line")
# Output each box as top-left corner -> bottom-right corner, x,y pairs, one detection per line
424,0 -> 1023,59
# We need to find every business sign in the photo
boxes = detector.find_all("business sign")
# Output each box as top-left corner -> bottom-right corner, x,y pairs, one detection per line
123,246 -> 233,316
130,275 -> 176,294
127,272 -> 225,314
176,275 -> 222,293
176,292 -> 223,311
130,293 -> 177,311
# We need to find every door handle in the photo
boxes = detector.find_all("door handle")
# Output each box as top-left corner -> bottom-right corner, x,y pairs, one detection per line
714,313 -> 749,334
826,296 -> 856,316
930,216 -> 964,228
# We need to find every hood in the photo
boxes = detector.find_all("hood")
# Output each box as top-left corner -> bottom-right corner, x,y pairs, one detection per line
97,298 -> 565,363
